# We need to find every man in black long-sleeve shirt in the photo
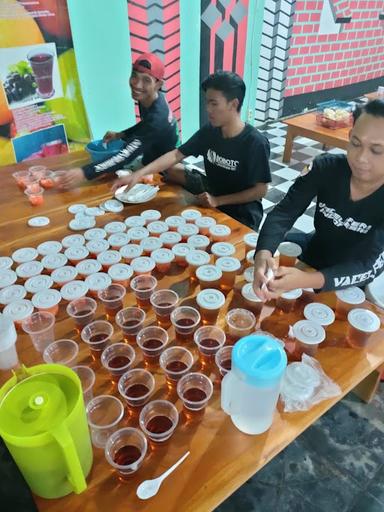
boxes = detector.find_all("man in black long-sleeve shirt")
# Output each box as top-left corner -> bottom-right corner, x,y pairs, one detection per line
58,52 -> 178,188
253,99 -> 384,298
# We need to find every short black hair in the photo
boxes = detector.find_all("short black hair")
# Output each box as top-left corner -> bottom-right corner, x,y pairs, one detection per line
353,99 -> 384,124
201,71 -> 246,112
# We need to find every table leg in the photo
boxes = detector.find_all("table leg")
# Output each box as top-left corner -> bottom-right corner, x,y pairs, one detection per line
352,364 -> 384,403
283,127 -> 294,163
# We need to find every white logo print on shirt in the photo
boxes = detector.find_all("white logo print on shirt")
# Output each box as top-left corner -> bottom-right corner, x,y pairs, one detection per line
318,202 -> 372,234
206,149 -> 239,171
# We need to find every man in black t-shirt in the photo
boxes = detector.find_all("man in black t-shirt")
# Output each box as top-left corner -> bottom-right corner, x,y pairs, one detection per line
57,52 -> 179,189
112,71 -> 271,230
253,99 -> 384,297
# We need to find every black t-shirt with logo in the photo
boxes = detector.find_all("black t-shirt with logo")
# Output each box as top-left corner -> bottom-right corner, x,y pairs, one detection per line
179,123 -> 271,230
256,154 -> 384,291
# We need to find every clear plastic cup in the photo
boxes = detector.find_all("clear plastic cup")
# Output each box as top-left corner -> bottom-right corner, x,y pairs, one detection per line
196,288 -> 226,325
292,320 -> 326,358
24,274 -> 53,295
335,287 -> 366,320
211,242 -> 236,261
0,284 -> 26,306
187,234 -> 210,251
171,306 -> 201,343
194,325 -> 226,365
159,231 -> 182,250
98,283 -> 126,320
86,239 -> 110,258
97,250 -> 121,271
241,283 -> 263,316
108,233 -> 131,251
60,280 -> 89,303
130,256 -> 155,277
119,244 -> 143,264
216,257 -> 241,293
165,215 -> 185,232
105,427 -> 147,480
127,227 -> 149,244
304,303 -> 335,327
141,209 -> 161,224
139,400 -> 178,443
43,339 -> 79,367
124,215 -> 146,228
22,311 -> 55,352
130,274 -> 157,310
104,221 -> 126,235
177,223 -> 199,242
301,288 -> 316,306
278,242 -> 302,267
116,307 -> 146,344
177,372 -> 213,411
86,395 -> 125,449
159,346 -> 194,387
12,170 -> 31,190
136,326 -> 169,366
185,250 -> 211,280
3,299 -> 34,331
150,248 -> 174,273
37,240 -> 62,256
81,320 -> 114,361
31,288 -> 61,316
41,253 -> 68,274
67,297 -> 97,333
85,272 -> 112,298
246,250 -> 255,267
347,308 -> 380,348
276,288 -> 303,313
140,236 -> 163,256
195,216 -> 216,236
24,185 -> 45,206
243,233 -> 258,260
196,265 -> 222,290
101,343 -> 136,384
118,368 -> 155,407
76,259 -> 102,279
64,245 -> 89,265
16,261 -> 44,281
181,209 -> 202,223
172,243 -> 192,267
29,164 -> 48,179
209,224 -> 231,242
51,266 -> 78,287
215,345 -> 233,377
147,221 -> 168,237
108,263 -> 133,288
84,228 -> 108,241
0,314 -> 18,370
225,308 -> 256,342
72,365 -> 95,403
150,289 -> 179,329
62,234 -> 85,249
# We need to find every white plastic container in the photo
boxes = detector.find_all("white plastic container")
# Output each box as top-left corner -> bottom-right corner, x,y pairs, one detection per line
0,313 -> 18,370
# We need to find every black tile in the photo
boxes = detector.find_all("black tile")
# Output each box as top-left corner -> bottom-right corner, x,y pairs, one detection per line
349,492 -> 384,512
271,173 -> 287,186
276,486 -> 322,512
291,150 -> 313,162
266,188 -> 286,203
366,465 -> 384,503
270,151 -> 284,160
289,161 -> 308,172
306,204 -> 317,217
215,481 -> 279,512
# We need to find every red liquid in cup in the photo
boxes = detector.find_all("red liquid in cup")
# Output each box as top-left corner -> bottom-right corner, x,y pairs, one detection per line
88,333 -> 109,359
113,445 -> 142,465
104,300 -> 123,320
142,338 -> 163,349
221,359 -> 232,371
199,338 -> 220,349
183,388 -> 207,402
155,302 -> 172,328
166,361 -> 188,372
73,308 -> 94,332
29,53 -> 54,98
108,355 -> 131,383
122,319 -> 142,343
146,415 -> 173,434
125,383 -> 150,398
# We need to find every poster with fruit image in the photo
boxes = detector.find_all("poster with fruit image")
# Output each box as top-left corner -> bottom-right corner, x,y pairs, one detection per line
0,0 -> 90,165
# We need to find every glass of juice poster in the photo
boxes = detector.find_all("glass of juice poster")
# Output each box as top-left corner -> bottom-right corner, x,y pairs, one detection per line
27,48 -> 54,99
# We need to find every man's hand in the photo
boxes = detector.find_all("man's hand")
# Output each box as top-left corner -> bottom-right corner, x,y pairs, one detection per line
111,172 -> 140,194
197,192 -> 220,208
268,267 -> 325,295
102,131 -> 121,144
252,250 -> 277,301
56,168 -> 85,190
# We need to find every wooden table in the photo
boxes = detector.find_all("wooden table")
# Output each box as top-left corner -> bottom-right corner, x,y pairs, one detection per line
282,112 -> 350,164
1,154 -> 384,512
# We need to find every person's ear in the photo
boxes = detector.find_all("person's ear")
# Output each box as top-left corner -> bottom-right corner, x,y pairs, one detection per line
230,98 -> 239,112
156,79 -> 164,91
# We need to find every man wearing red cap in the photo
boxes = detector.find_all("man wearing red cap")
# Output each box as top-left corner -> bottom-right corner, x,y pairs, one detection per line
58,52 -> 179,188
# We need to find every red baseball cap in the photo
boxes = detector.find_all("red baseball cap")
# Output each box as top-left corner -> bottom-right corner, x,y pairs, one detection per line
132,53 -> 165,81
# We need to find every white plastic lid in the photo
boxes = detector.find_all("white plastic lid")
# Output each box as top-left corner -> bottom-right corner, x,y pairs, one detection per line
86,239 -> 110,255
64,245 -> 89,261
104,221 -> 126,234
32,289 -> 61,309
243,233 -> 259,247
0,270 -> 17,289
60,280 -> 89,301
196,264 -> 222,282
51,266 -> 78,284
127,227 -> 149,241
187,234 -> 210,249
246,250 -> 256,263
108,263 -> 133,281
293,320 -> 325,345
62,234 -> 85,248
28,216 -> 50,228
131,256 -> 156,273
165,215 -> 185,228
243,266 -> 254,283
241,283 -> 263,303
84,228 -> 107,241
185,250 -> 211,266
0,257 -> 13,270
42,253 -> 68,270
37,240 -> 62,256
196,288 -> 225,309
336,287 -> 366,305
209,224 -> 231,237
347,308 -> 380,333
172,243 -> 191,257
177,224 -> 199,237
147,221 -> 168,234
108,233 -> 130,248
0,285 -> 26,305
24,275 -> 53,294
84,206 -> 105,217
4,299 -> 33,321
16,261 -> 44,279
76,259 -> 102,276
160,231 -> 182,245
151,248 -> 174,264
304,303 -> 335,326
68,203 -> 87,214
102,199 -> 124,213
97,250 -> 121,266
140,237 -> 163,252
85,272 -> 112,291
181,209 -> 202,221
282,362 -> 321,401
278,241 -> 302,257
12,247 -> 38,264
124,215 -> 146,228
141,209 -> 161,221
195,216 -> 216,229
281,288 -> 303,300
216,256 -> 241,273
69,217 -> 96,231
119,244 -> 143,259
211,242 -> 236,257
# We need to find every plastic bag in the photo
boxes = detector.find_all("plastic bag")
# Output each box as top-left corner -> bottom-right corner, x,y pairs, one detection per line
280,354 -> 341,412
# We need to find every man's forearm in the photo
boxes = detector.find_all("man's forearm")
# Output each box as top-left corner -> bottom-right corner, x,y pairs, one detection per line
216,183 -> 268,207
135,149 -> 184,179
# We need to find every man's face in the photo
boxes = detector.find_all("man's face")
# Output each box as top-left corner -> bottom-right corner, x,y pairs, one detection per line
129,69 -> 161,103
347,113 -> 384,184
205,88 -> 238,127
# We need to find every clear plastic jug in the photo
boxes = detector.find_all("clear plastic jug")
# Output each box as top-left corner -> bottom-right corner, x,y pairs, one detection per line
0,364 -> 93,498
221,333 -> 287,435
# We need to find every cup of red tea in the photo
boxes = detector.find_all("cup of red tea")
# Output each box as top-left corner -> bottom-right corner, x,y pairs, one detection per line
66,297 -> 97,333
12,170 -> 32,190
81,320 -> 114,361
275,288 -> 303,314
24,185 -> 44,206
241,283 -> 264,316
185,250 -> 211,281
335,287 -> 366,320
140,236 -> 163,256
195,216 -> 216,236
215,345 -> 233,377
105,427 -> 147,480
177,223 -> 199,243
195,265 -> 222,290
277,242 -> 302,267
187,234 -> 210,252
347,308 -> 380,348
147,221 -> 168,237
164,215 -> 185,232
150,289 -> 179,329
177,372 -> 213,411
141,209 -> 161,224
171,243 -> 191,267
159,346 -> 194,386
208,224 -> 231,243
150,248 -> 174,273
194,325 -> 226,364
181,209 -> 202,224
243,233 -> 258,260
119,244 -> 144,264
130,274 -> 157,310
108,263 -> 133,288
170,306 -> 201,343
196,288 -> 226,325
130,256 -> 155,277
39,170 -> 55,189
115,307 -> 146,344
139,400 -> 179,443
98,283 -> 126,320
292,320 -> 326,358
118,368 -> 155,407
136,326 -> 168,366
101,343 -> 136,384
159,231 -> 182,249
216,257 -> 241,293
211,242 -> 236,262
225,308 -> 256,342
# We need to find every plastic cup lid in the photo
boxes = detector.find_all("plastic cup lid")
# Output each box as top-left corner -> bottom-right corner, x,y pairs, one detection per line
127,227 -> 149,241
185,250 -> 211,266
131,256 -> 155,273
76,259 -> 102,276
124,215 -> 146,228
209,224 -> 231,236
108,233 -> 130,248
0,270 -> 17,289
108,263 -> 133,281
119,244 -> 143,259
62,234 -> 85,248
16,261 -> 43,279
42,253 -> 68,270
3,299 -> 33,321
0,257 -> 13,270
147,221 -> 168,234
84,228 -> 107,241
69,217 -> 96,231
187,234 -> 210,249
102,199 -> 124,213
28,216 -> 50,228
165,215 -> 185,228
181,209 -> 202,221
336,287 -> 366,305
37,241 -> 62,256
85,206 -> 105,217
211,242 -> 236,257
177,224 -> 199,237
86,239 -> 110,254
140,236 -> 163,252
97,250 -> 121,266
196,288 -> 225,309
64,245 -> 89,261
151,248 -> 174,264
216,256 -> 241,273
68,204 -> 87,214
12,247 -> 38,263
141,209 -> 161,221
60,280 -> 89,301
241,283 -> 263,303
195,216 -> 216,228
51,266 -> 78,284
347,308 -> 380,333
172,243 -> 191,257
104,221 -> 126,234
0,285 -> 26,305
32,289 -> 61,309
243,233 -> 258,247
196,265 -> 222,282
243,266 -> 254,282
281,288 -> 303,300
160,231 -> 182,245
85,272 -> 112,291
304,303 -> 335,326
284,362 -> 321,389
24,275 -> 53,294
246,250 -> 256,263
292,320 -> 325,344
278,241 -> 302,257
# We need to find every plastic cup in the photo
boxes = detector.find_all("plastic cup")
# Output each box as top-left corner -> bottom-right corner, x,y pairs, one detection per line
243,233 -> 258,260
12,170 -> 31,190
194,325 -> 226,365
215,345 -> 233,377
304,303 -> 335,327
276,288 -> 303,313
0,270 -> 17,289
41,253 -> 68,274
216,257 -> 241,293
85,272 -> 112,298
141,209 -> 161,224
62,234 -> 85,249
130,256 -> 155,277
37,240 -> 62,256
211,242 -> 236,261
209,224 -> 231,243
101,343 -> 136,384
335,287 -> 366,320
165,215 -> 185,232
136,326 -> 169,366
140,237 -> 163,256
39,170 -> 55,189
51,266 -> 78,288
97,250 -> 121,271
196,288 -> 226,325
12,247 -> 38,264
0,257 -> 13,271
125,215 -> 146,229
104,222 -> 126,235
86,239 -> 110,258
24,275 -> 53,296
116,307 -> 146,344
177,372 -> 213,412
105,427 -> 147,480
292,320 -> 326,358
301,288 -> 316,306
86,395 -> 125,449
21,311 -> 55,352
64,245 -> 89,265
98,283 -> 126,320
225,308 -> 256,342
185,250 -> 211,281
159,346 -> 194,387
118,368 -> 155,407
108,263 -> 133,288
150,248 -> 174,273
119,244 -> 143,264
278,242 -> 302,267
16,261 -> 44,282
81,320 -> 114,361
130,275 -> 157,310
0,315 -> 18,370
196,264 -> 222,290
76,259 -> 102,279
177,223 -> 199,242
60,280 -> 89,303
187,234 -> 210,251
147,221 -> 168,237
347,308 -> 380,348
139,400 -> 178,443
159,231 -> 182,249
181,209 -> 202,223
72,365 -> 95,403
3,299 -> 33,331
172,243 -> 192,267
84,228 -> 107,241
126,227 -> 149,244
0,284 -> 26,306
24,185 -> 44,206
150,289 -> 179,328
195,216 -> 216,236
241,283 -> 264,316
246,250 -> 255,268
31,289 -> 61,316
171,306 -> 201,343
108,233 -> 131,251
66,297 -> 97,333
43,339 -> 79,367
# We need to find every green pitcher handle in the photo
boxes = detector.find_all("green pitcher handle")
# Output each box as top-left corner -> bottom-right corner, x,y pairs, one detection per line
51,424 -> 87,494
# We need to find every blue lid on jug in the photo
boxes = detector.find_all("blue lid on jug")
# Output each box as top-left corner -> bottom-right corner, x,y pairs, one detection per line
232,333 -> 287,387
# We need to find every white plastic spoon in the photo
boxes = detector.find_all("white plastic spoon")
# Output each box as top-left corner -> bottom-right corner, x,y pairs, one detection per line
136,451 -> 190,500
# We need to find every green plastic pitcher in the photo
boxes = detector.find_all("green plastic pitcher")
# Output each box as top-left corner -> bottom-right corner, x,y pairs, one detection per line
0,364 -> 93,499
